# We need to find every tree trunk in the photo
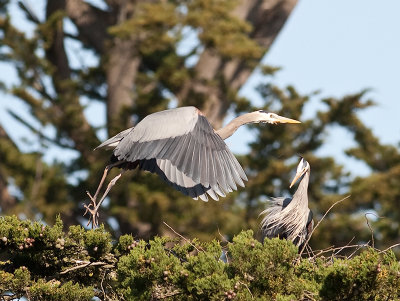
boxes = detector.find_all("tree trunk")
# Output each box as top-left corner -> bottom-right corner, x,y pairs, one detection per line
46,0 -> 99,163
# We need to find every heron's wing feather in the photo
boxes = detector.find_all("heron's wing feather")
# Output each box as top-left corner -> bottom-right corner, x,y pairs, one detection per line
306,209 -> 314,237
180,116 -> 244,192
212,150 -> 229,194
138,158 -> 218,201
260,197 -> 292,239
268,197 -> 291,207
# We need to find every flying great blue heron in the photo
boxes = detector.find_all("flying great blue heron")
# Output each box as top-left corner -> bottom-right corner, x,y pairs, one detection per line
85,106 -> 300,227
260,158 -> 313,249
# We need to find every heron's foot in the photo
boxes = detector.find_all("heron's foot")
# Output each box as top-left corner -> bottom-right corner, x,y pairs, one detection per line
83,203 -> 100,228
84,191 -> 99,228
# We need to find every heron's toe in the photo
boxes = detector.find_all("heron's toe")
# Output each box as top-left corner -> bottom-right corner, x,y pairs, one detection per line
83,201 -> 100,228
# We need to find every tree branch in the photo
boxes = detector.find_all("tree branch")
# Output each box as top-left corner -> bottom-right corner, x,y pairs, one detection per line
7,109 -> 75,149
65,0 -> 114,54
60,260 -> 109,274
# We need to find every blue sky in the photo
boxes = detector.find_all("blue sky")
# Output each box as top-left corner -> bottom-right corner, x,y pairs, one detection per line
1,0 -> 399,177
227,0 -> 400,176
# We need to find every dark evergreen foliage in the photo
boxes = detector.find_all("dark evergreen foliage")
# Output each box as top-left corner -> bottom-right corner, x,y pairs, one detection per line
1,216 -> 400,300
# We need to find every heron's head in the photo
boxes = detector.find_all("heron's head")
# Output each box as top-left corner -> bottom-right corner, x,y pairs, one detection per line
254,111 -> 301,124
290,158 -> 310,188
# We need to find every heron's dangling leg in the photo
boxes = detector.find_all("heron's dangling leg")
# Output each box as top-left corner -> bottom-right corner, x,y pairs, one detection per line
85,161 -> 124,212
85,170 -> 126,228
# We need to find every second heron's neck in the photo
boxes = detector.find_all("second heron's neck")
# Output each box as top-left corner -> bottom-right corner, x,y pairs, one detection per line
216,112 -> 259,140
292,171 -> 310,207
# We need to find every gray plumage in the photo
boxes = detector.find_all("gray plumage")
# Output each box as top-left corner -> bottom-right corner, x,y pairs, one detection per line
260,158 -> 313,248
107,106 -> 247,201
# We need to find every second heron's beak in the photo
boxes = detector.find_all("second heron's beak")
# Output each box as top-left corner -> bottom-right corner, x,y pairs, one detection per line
275,115 -> 301,124
289,168 -> 306,188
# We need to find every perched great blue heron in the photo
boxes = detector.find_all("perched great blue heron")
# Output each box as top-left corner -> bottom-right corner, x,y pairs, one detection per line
260,158 -> 313,248
85,106 -> 300,226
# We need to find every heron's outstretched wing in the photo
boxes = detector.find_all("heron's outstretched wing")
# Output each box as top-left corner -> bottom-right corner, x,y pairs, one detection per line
113,107 -> 247,200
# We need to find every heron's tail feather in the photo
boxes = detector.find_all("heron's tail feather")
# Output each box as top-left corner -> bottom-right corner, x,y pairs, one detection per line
94,127 -> 134,150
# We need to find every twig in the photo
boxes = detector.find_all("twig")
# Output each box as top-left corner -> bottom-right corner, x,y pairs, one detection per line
217,226 -> 230,244
7,109 -> 74,149
303,290 -> 318,301
311,243 -> 370,259
163,222 -> 202,252
378,242 -> 400,254
364,212 -> 386,249
334,236 -> 355,256
60,261 -> 107,274
364,213 -> 375,248
348,242 -> 369,259
312,245 -> 334,256
239,281 -> 254,299
315,245 -> 354,257
305,243 -> 315,257
100,271 -> 107,300
152,284 -> 182,300
217,227 -> 230,263
297,195 -> 350,260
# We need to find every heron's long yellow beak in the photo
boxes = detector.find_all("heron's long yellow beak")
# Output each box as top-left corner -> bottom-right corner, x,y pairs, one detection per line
289,169 -> 306,188
275,115 -> 301,124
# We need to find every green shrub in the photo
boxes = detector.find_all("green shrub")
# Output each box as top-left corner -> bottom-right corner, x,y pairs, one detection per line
1,216 -> 400,300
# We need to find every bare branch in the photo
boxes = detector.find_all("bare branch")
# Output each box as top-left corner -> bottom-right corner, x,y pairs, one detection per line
334,236 -> 355,256
364,213 -> 375,248
7,109 -> 74,149
60,260 -> 108,274
163,222 -> 203,253
18,1 -> 41,24
348,243 -> 369,259
239,281 -> 254,299
379,243 -> 400,254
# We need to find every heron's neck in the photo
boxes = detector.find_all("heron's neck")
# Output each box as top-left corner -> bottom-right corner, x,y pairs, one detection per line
291,171 -> 310,208
216,112 -> 259,140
